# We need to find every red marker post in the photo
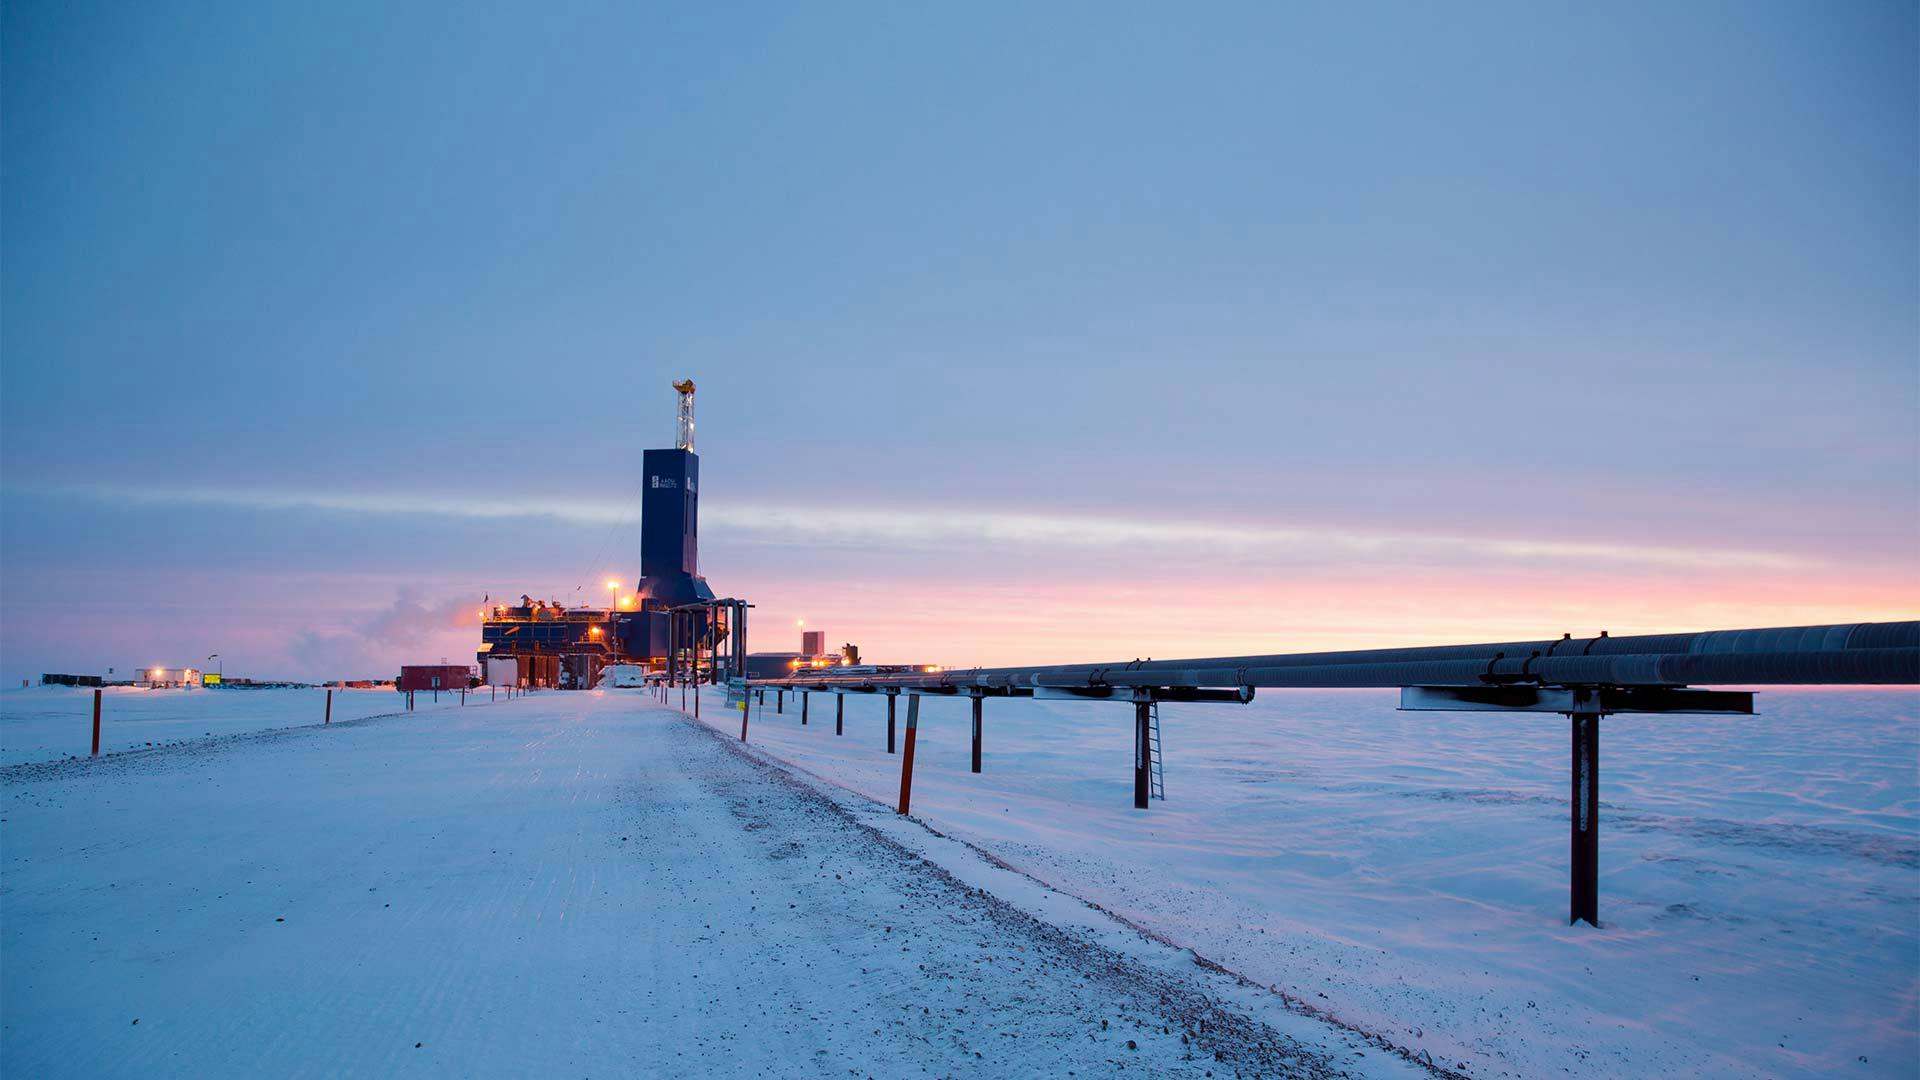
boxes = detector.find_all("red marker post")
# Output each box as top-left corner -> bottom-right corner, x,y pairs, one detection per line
91,688 -> 102,756
325,689 -> 332,725
896,694 -> 920,815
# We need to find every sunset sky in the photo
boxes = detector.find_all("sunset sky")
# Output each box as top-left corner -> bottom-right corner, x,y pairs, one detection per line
3,1 -> 1915,682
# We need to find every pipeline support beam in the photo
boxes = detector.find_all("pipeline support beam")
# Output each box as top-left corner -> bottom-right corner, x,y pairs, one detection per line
886,689 -> 898,753
1134,696 -> 1152,810
970,691 -> 983,774
1571,712 -> 1600,927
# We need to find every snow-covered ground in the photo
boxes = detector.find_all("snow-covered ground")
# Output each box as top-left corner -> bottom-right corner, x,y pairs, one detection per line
693,683 -> 1920,1079
0,684 -> 492,765
1,691 -> 1430,1078
6,683 -> 1913,1077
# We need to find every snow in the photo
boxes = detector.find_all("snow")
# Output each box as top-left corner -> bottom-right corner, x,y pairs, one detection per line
694,683 -> 1920,1079
1,690 -> 1430,1078
5,682 -> 1912,1077
0,685 -> 489,766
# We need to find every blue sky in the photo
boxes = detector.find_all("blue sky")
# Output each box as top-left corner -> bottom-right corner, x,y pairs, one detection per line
3,1 -> 1915,681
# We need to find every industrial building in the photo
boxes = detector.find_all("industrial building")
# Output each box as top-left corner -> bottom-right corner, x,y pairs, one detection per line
397,665 -> 475,693
476,381 -> 746,689
745,634 -> 864,679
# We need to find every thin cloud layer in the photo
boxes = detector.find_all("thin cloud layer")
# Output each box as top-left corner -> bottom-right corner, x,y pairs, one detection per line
52,483 -> 1820,574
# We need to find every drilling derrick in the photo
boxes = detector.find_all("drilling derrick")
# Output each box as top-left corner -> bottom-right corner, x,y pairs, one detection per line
673,379 -> 696,452
636,379 -> 715,609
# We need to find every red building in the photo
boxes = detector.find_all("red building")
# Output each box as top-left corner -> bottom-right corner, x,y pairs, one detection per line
397,665 -> 473,692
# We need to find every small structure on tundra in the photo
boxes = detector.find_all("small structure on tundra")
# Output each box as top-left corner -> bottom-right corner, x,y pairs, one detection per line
397,665 -> 474,693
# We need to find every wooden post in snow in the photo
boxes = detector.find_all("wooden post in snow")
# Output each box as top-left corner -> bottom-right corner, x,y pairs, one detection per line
896,694 -> 921,815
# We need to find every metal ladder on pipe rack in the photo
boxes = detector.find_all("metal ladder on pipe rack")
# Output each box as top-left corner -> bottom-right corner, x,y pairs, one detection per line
1147,702 -> 1165,800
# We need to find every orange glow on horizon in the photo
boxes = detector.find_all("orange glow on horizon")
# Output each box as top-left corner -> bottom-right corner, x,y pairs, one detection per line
735,571 -> 1920,671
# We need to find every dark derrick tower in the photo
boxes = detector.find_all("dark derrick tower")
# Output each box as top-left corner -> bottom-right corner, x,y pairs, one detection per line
635,379 -> 715,608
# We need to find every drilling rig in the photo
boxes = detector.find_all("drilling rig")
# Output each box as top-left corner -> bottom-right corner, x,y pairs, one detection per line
476,380 -> 730,688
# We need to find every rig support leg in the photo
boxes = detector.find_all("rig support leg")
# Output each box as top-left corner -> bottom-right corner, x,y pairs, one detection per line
970,692 -> 983,773
835,693 -> 844,736
1134,697 -> 1152,810
897,695 -> 920,815
1570,711 -> 1600,927
886,690 -> 898,753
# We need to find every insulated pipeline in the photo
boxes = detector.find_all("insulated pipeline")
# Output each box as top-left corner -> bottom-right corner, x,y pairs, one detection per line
754,620 -> 1919,691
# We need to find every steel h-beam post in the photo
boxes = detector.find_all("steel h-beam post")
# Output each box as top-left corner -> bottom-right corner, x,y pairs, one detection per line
835,693 -> 844,736
1570,711 -> 1600,926
886,689 -> 898,753
897,694 -> 920,815
1134,695 -> 1152,810
970,691 -> 983,773
776,689 -> 783,714
801,691 -> 808,725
